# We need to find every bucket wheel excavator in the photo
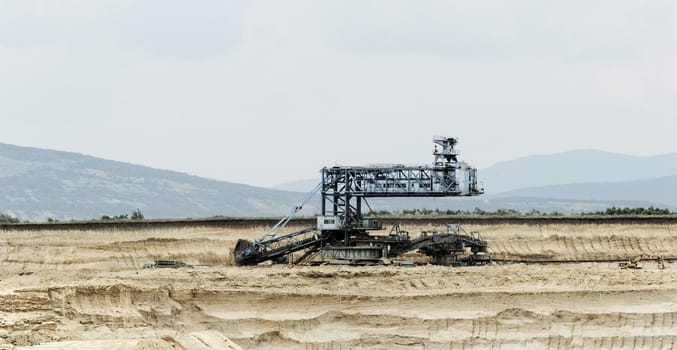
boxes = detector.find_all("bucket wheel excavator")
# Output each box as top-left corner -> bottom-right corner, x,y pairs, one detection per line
233,136 -> 489,266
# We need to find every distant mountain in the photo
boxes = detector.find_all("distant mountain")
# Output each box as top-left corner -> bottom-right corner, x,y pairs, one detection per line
0,143 -> 315,221
272,149 -> 677,212
3,144 -> 675,221
481,150 -> 677,194
496,175 -> 677,209
276,150 -> 677,196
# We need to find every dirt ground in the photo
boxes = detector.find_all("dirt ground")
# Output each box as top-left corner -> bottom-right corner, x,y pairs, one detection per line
1,222 -> 676,349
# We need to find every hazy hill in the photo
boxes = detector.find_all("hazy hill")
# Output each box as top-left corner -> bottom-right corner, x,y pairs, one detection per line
0,143 -> 313,221
481,150 -> 677,194
497,175 -> 677,208
2,144 -> 675,221
274,150 -> 677,212
274,150 -> 677,201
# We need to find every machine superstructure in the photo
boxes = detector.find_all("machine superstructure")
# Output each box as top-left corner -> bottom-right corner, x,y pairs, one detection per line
234,136 -> 489,266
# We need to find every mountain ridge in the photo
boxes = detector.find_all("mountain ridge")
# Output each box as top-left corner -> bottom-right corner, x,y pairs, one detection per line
2,144 -> 676,221
497,175 -> 677,208
275,149 -> 677,196
480,149 -> 677,194
0,142 -> 312,220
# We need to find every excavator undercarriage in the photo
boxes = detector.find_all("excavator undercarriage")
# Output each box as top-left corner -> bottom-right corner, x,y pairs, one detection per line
234,224 -> 490,266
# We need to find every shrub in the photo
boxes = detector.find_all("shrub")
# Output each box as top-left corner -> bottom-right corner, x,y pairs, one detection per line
0,213 -> 20,224
131,209 -> 144,220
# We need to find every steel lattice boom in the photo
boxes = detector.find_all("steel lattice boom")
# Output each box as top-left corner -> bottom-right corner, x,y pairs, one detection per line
319,136 -> 482,231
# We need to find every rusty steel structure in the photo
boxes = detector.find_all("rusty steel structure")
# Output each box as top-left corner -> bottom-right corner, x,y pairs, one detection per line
233,136 -> 489,266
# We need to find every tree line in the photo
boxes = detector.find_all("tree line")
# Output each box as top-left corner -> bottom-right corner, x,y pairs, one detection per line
1,206 -> 676,224
364,206 -> 675,217
0,209 -> 145,224
593,206 -> 671,216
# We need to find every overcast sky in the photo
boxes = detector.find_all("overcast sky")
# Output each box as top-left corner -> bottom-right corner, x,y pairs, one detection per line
2,1 -> 676,187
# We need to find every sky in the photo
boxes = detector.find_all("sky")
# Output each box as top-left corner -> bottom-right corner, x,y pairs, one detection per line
1,1 -> 676,187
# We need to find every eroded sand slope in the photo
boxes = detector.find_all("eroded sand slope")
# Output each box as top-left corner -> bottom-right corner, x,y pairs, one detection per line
1,222 -> 676,349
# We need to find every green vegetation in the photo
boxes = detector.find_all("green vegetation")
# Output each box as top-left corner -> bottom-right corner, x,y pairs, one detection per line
365,206 -> 674,217
591,206 -> 671,216
367,208 -> 557,217
131,209 -> 144,220
2,206 -> 675,225
100,209 -> 144,221
0,213 -> 20,224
